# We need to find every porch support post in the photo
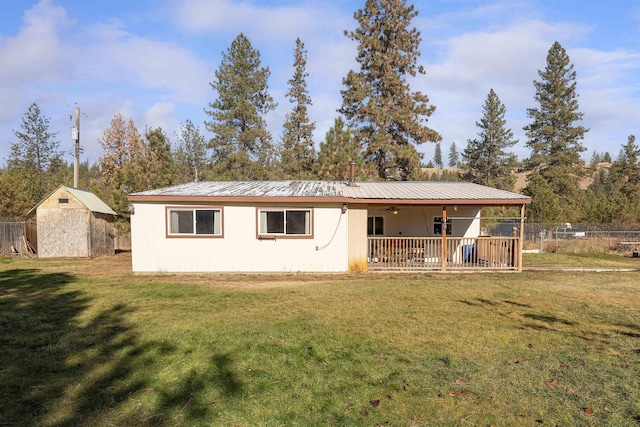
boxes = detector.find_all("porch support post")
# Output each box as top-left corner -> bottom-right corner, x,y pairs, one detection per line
518,204 -> 525,272
441,206 -> 447,272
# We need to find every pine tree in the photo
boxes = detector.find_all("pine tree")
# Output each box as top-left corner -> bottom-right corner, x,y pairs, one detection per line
281,38 -> 316,179
206,33 -> 276,180
316,117 -> 366,181
99,114 -> 144,186
144,127 -> 176,189
448,142 -> 459,168
523,174 -> 563,223
340,0 -> 440,180
523,41 -> 588,204
0,168 -> 38,220
7,103 -> 61,203
461,89 -> 518,190
603,152 -> 612,163
174,120 -> 208,183
433,142 -> 443,168
609,135 -> 640,202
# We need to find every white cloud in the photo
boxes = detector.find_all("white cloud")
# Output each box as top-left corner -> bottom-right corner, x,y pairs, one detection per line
84,21 -> 213,105
0,0 -> 73,84
143,102 -> 177,133
0,0 -> 73,124
171,0 -> 347,42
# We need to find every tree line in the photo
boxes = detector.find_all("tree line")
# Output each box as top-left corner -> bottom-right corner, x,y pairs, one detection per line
1,0 -> 638,229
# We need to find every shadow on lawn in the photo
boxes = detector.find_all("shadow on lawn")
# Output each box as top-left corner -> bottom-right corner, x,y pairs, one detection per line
0,268 -> 239,425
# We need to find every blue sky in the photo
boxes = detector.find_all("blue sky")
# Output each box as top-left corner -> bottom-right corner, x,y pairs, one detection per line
1,0 -> 639,167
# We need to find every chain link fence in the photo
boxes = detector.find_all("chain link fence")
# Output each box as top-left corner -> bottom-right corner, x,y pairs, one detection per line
480,220 -> 640,254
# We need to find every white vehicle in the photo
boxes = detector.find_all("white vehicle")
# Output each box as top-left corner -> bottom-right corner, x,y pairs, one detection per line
554,223 -> 586,239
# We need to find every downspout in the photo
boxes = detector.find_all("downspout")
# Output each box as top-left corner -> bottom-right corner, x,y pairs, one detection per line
518,204 -> 525,272
441,206 -> 447,272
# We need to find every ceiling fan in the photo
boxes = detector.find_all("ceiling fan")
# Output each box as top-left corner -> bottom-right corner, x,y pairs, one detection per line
378,206 -> 399,215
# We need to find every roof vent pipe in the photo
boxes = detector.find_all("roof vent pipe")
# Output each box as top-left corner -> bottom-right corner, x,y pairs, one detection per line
348,160 -> 358,187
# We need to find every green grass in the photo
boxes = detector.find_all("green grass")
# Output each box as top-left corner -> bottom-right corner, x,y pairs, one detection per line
523,251 -> 640,268
1,255 -> 640,426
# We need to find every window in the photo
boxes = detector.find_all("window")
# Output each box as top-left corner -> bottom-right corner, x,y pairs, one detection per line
433,216 -> 452,235
58,198 -> 69,204
258,209 -> 312,237
167,207 -> 222,237
367,216 -> 384,236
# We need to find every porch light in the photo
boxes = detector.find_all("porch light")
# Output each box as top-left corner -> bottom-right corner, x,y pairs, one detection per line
391,207 -> 398,215
342,204 -> 347,214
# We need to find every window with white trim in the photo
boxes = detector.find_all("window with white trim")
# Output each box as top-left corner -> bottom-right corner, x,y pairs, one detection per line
367,216 -> 384,236
258,209 -> 312,236
168,208 -> 222,236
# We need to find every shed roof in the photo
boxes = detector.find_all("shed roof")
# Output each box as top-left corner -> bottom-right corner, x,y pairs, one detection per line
29,185 -> 118,216
129,181 -> 531,205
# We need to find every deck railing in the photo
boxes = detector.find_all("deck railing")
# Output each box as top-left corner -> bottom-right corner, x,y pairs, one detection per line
367,236 -> 520,271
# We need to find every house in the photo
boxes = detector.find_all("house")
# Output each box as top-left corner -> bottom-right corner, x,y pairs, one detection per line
29,185 -> 118,258
128,180 -> 531,273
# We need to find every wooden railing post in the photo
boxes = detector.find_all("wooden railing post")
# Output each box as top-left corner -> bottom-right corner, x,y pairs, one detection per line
441,206 -> 447,272
518,204 -> 525,272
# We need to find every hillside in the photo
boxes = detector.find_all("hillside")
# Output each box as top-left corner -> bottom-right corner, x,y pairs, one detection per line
423,163 -> 612,192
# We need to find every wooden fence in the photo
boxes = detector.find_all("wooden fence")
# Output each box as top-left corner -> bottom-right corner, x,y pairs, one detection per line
1,222 -> 131,256
0,222 -> 26,254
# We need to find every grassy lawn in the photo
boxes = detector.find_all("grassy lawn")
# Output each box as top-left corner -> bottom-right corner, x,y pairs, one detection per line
1,254 -> 639,426
523,251 -> 640,268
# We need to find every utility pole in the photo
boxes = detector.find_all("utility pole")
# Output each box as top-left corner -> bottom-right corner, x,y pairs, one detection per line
72,105 -> 80,188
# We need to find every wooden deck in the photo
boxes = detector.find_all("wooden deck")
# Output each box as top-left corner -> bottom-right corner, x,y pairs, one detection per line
367,237 -> 521,271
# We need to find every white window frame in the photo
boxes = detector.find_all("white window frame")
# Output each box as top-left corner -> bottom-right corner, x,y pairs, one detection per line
257,208 -> 313,239
166,206 -> 223,238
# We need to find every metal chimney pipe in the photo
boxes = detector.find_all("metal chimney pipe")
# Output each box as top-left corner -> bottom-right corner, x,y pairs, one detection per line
348,160 -> 357,186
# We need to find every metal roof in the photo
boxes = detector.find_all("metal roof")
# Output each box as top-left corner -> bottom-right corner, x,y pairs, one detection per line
132,181 -> 344,198
130,181 -> 530,204
65,186 -> 118,215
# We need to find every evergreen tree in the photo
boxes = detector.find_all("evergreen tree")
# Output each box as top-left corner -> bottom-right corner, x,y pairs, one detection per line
206,33 -> 276,180
522,174 -> 563,223
433,142 -> 443,168
96,115 -> 146,230
0,168 -> 37,220
461,89 -> 518,190
602,151 -> 612,163
448,141 -> 460,168
608,135 -> 640,206
588,150 -> 601,173
281,38 -> 316,179
316,117 -> 366,181
583,170 -> 617,223
523,41 -> 588,206
144,127 -> 176,189
174,120 -> 208,183
340,0 -> 440,180
99,114 -> 145,186
7,103 -> 61,203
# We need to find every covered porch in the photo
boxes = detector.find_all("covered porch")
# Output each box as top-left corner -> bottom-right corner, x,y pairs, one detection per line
358,202 -> 527,272
367,236 -> 521,271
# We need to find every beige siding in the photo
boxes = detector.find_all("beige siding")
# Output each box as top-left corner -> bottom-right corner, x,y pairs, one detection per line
89,213 -> 115,257
40,187 -> 85,209
37,209 -> 89,257
347,206 -> 368,272
36,187 -> 115,258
